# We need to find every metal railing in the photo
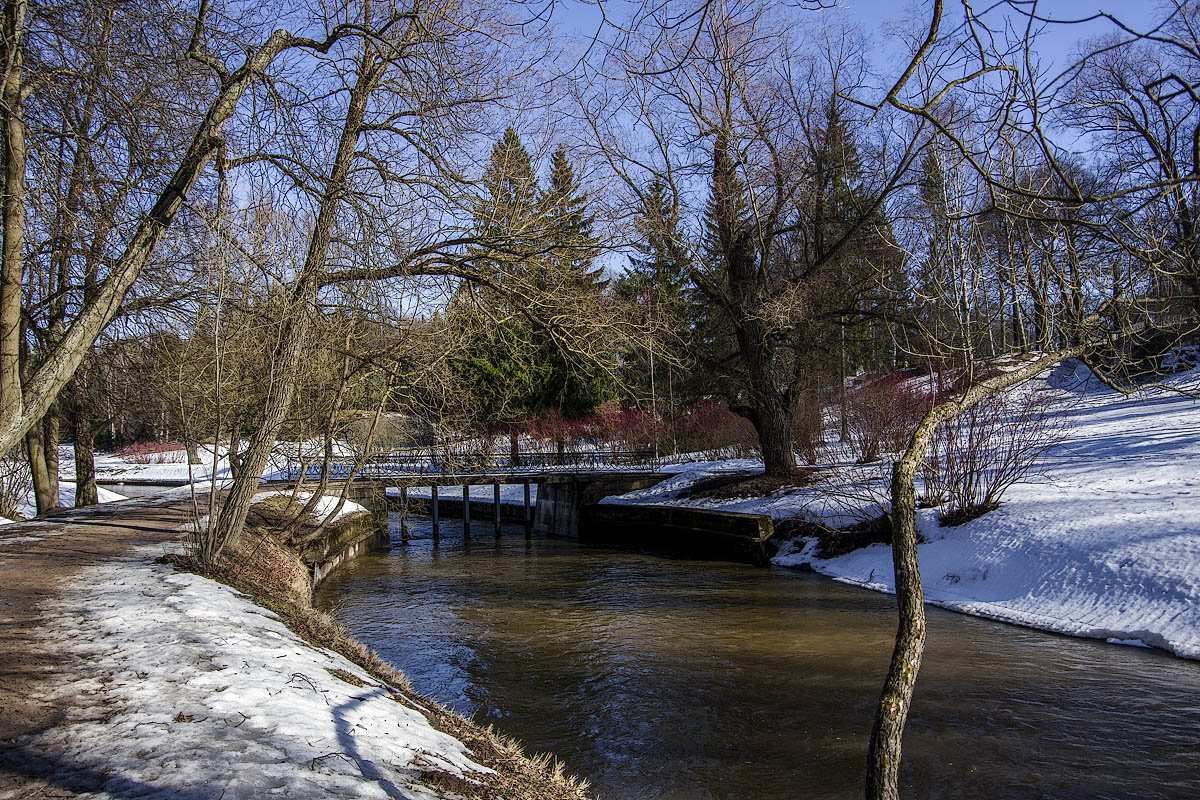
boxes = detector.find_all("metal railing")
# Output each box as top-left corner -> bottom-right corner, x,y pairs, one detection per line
284,449 -> 659,481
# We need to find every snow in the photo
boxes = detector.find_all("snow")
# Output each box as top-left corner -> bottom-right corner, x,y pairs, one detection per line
609,360 -> 1200,659
13,482 -> 127,521
252,490 -> 369,523
22,543 -> 492,798
57,442 -> 307,486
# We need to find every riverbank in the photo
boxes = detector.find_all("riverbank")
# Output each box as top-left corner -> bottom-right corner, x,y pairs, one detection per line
0,494 -> 589,799
605,360 -> 1200,659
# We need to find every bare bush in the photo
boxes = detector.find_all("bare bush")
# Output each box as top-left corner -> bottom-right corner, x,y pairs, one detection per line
0,455 -> 32,519
666,400 -> 759,460
794,394 -> 826,465
924,387 -> 1068,525
846,373 -> 931,463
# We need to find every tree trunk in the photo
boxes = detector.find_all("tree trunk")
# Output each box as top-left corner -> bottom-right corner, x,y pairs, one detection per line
209,50 -> 383,559
42,408 -> 59,502
71,382 -> 98,507
864,457 -> 926,800
227,417 -> 242,480
865,347 -> 1080,798
752,394 -> 797,478
0,28 -> 311,458
0,0 -> 27,454
24,420 -> 57,514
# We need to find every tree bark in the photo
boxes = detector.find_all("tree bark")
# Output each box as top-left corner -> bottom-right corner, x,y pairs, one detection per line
0,0 -> 27,448
70,378 -> 98,507
865,348 -> 1081,799
24,419 -> 57,514
42,409 -> 59,502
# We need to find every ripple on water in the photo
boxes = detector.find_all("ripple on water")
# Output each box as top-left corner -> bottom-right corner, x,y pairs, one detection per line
315,518 -> 1200,800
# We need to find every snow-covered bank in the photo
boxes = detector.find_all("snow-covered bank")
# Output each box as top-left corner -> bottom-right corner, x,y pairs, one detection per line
608,362 -> 1200,659
251,489 -> 369,523
25,545 -> 491,799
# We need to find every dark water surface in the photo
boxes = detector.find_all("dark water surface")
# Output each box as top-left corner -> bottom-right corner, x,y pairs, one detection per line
314,517 -> 1200,800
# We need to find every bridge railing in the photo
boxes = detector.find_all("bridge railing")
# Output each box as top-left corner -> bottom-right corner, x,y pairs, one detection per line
283,450 -> 660,481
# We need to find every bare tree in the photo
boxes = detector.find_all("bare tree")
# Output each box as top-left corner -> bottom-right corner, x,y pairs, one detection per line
0,0 -> 360,458
577,2 -> 920,477
852,3 -> 1200,796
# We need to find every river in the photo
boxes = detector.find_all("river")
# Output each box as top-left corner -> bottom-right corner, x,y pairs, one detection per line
314,516 -> 1200,799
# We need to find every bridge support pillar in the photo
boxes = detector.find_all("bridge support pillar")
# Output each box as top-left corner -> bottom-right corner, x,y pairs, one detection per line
463,485 -> 471,536
523,481 -> 532,538
431,484 -> 439,539
494,481 -> 501,537
400,486 -> 409,543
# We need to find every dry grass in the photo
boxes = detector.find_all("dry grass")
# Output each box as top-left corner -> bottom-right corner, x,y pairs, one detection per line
679,469 -> 818,501
773,513 -> 907,559
167,501 -> 591,800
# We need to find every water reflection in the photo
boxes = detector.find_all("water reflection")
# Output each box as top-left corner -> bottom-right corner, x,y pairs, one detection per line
315,516 -> 1200,800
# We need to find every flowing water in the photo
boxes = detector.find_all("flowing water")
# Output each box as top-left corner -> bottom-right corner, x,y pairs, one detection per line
314,517 -> 1200,799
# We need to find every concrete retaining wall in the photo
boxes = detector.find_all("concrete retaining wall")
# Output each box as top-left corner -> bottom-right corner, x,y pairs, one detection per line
305,512 -> 390,589
579,503 -> 777,565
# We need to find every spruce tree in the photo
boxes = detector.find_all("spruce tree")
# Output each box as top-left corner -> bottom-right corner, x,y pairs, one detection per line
540,144 -> 603,287
615,177 -> 691,410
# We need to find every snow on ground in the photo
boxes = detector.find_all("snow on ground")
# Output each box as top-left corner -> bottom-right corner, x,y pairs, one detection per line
23,543 -> 491,799
59,442 -> 305,485
251,490 -> 369,523
12,483 -> 127,521
608,361 -> 1200,659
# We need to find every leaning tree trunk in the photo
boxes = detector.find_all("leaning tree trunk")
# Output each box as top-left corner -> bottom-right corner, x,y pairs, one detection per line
209,47 -> 382,561
865,347 -> 1080,799
0,27 -> 312,458
865,455 -> 926,800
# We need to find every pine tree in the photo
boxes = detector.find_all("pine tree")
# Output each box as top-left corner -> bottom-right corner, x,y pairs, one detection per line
615,177 -> 691,410
540,144 -> 603,287
532,145 -> 611,418
451,133 -> 611,438
475,127 -> 540,257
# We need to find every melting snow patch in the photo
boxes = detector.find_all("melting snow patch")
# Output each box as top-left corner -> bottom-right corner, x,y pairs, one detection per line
22,545 -> 490,798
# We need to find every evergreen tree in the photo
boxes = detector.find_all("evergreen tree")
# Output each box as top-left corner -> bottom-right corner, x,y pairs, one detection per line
615,177 -> 692,411
532,145 -> 611,418
475,126 -> 540,253
540,145 -> 602,283
451,133 -> 611,442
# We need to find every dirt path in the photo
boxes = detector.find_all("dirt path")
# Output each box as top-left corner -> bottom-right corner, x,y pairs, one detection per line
0,495 -> 195,797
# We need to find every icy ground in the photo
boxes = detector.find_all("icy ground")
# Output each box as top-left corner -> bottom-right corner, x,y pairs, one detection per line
609,361 -> 1200,659
251,490 -> 369,523
21,537 -> 491,799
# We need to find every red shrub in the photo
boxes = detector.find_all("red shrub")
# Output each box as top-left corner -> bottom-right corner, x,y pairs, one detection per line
846,373 -> 932,463
114,441 -> 186,464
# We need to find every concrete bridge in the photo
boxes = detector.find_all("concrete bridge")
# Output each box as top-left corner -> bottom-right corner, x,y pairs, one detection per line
334,469 -> 669,540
